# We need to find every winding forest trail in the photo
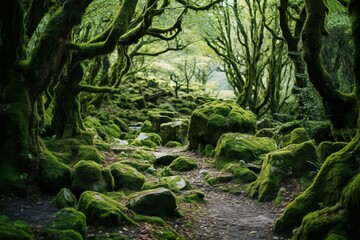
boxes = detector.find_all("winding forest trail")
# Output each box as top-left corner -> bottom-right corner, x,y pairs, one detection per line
0,146 -> 290,240
151,147 -> 288,240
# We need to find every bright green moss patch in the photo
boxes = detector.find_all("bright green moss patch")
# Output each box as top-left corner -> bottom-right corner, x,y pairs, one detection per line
169,156 -> 197,171
45,207 -> 86,239
78,191 -> 136,227
225,164 -> 257,183
214,133 -> 277,167
182,190 -> 206,203
53,188 -> 77,209
204,173 -> 233,186
42,229 -> 83,240
246,141 -> 319,202
110,163 -> 145,191
143,176 -> 193,193
133,214 -> 165,226
127,188 -> 178,217
77,145 -> 103,163
188,100 -> 257,150
71,160 -> 114,196
159,120 -> 189,145
164,141 -> 183,148
131,132 -> 162,148
0,215 -> 33,240
318,141 -> 347,163
38,153 -> 73,193
119,159 -> 152,172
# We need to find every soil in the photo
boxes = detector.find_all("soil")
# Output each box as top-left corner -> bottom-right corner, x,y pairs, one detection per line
0,146 -> 294,240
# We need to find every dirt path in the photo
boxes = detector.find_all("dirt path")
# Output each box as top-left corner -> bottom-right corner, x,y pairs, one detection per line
0,146 -> 289,239
153,147 -> 287,240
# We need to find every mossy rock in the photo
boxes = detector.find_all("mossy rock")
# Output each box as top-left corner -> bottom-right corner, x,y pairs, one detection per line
0,215 -> 33,240
138,120 -> 154,133
131,132 -> 162,148
148,110 -> 176,131
292,206 -> 348,240
188,100 -> 257,150
44,138 -> 82,164
42,229 -> 83,240
164,141 -> 183,148
204,173 -> 233,186
38,153 -> 73,193
214,133 -> 277,167
255,128 -> 275,138
225,164 -> 257,183
159,120 -> 189,145
203,144 -> 215,157
110,163 -> 145,191
78,191 -> 136,227
246,140 -> 319,202
158,166 -> 175,177
127,188 -> 178,217
53,188 -> 77,209
169,156 -> 197,171
182,190 -> 206,203
119,159 -> 152,172
281,127 -> 310,147
71,160 -> 114,196
112,116 -> 131,133
155,154 -> 179,166
77,145 -> 103,163
318,141 -> 347,163
45,207 -> 86,239
143,176 -> 193,192
117,148 -> 156,164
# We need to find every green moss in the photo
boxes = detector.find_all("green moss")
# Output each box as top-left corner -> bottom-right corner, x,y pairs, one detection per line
182,190 -> 206,203
0,215 -> 33,240
169,156 -> 197,171
138,120 -> 154,133
0,163 -> 27,196
158,166 -> 175,177
71,160 -> 114,196
42,229 -> 83,240
44,138 -> 82,164
214,133 -> 277,167
225,164 -> 257,183
110,163 -> 145,191
155,154 -> 179,166
208,114 -> 226,127
46,208 -> 86,239
77,145 -> 103,163
292,206 -> 347,240
119,159 -> 152,172
127,188 -> 178,217
282,127 -> 310,146
342,172 -> 360,212
204,173 -> 233,186
159,120 -> 189,145
188,100 -> 257,149
131,132 -> 162,148
53,188 -> 77,209
143,176 -> 193,193
154,229 -> 183,240
203,144 -> 215,157
38,152 -> 73,193
246,141 -> 319,202
165,141 -> 183,148
78,191 -> 136,227
318,141 -> 346,163
133,214 -> 165,226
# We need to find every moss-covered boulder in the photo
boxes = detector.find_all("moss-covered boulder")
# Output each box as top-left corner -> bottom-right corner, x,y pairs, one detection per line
182,190 -> 206,203
143,176 -> 193,192
0,215 -> 33,240
71,160 -> 114,196
225,164 -> 257,183
155,154 -> 179,166
78,191 -> 136,227
131,132 -> 162,148
110,163 -> 145,191
138,120 -> 154,133
281,127 -> 311,147
246,140 -> 319,202
188,100 -> 257,150
53,188 -> 77,209
119,159 -> 152,172
127,188 -> 178,217
38,153 -> 73,193
164,141 -> 183,148
148,110 -> 178,131
169,156 -> 197,171
318,141 -> 347,163
77,145 -> 103,163
45,208 -> 86,239
214,133 -> 277,167
159,120 -> 189,145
